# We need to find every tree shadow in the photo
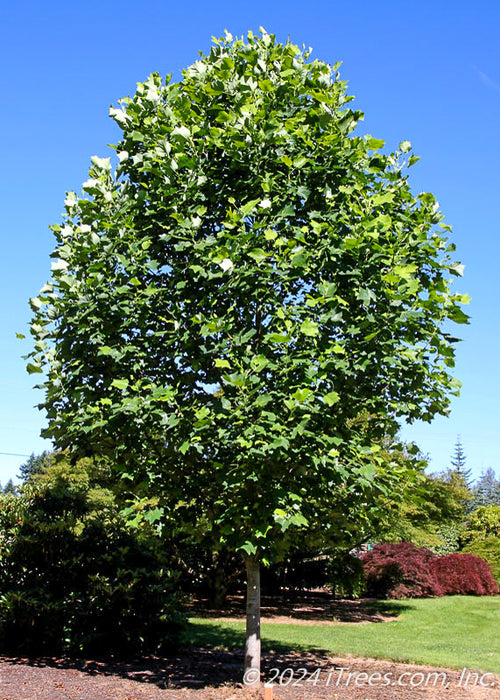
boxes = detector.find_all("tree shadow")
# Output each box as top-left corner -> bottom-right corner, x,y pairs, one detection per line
3,636 -> 331,690
3,596 -> 415,690
191,591 -> 413,623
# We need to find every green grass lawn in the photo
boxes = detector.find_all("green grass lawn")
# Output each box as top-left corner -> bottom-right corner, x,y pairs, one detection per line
189,596 -> 500,674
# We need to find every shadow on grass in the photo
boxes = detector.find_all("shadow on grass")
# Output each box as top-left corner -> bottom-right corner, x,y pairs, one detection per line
361,599 -> 415,616
187,619 -> 328,654
191,592 -> 414,623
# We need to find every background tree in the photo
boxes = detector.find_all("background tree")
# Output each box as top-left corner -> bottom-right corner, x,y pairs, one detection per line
461,505 -> 500,584
462,504 -> 500,542
1,479 -> 18,496
18,450 -> 54,482
27,29 -> 468,683
379,467 -> 470,553
450,437 -> 473,490
471,467 -> 500,509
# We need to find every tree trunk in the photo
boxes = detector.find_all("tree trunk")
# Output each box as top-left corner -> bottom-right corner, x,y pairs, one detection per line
207,552 -> 230,608
208,566 -> 228,609
244,555 -> 261,687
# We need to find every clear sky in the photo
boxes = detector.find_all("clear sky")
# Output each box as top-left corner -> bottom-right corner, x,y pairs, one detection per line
1,0 -> 498,484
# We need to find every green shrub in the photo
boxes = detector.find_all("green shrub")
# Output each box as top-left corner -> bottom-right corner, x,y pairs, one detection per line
462,536 -> 500,584
430,521 -> 464,554
329,553 -> 365,598
0,459 -> 185,656
462,505 -> 500,543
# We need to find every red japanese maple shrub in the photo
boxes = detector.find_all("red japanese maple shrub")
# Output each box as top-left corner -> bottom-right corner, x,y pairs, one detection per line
361,542 -> 443,599
431,553 -> 498,596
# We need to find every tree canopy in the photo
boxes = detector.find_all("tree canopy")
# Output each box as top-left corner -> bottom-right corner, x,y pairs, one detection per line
27,28 -> 469,681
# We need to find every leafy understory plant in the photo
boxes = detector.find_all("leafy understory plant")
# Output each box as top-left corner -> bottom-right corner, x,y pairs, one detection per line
27,28 -> 468,684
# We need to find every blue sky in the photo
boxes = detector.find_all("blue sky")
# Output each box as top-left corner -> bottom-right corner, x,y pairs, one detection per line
1,0 -> 498,484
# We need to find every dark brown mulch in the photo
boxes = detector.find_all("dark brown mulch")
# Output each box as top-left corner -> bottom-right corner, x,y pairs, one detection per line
1,649 -> 499,700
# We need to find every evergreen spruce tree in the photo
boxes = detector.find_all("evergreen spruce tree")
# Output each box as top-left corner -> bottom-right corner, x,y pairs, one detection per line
18,451 -> 54,482
2,479 -> 18,496
472,467 -> 500,508
450,437 -> 473,489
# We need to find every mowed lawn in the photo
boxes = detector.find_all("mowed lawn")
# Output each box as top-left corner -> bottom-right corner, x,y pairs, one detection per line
189,596 -> 500,675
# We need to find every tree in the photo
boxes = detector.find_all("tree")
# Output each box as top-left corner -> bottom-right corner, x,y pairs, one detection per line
27,29 -> 468,683
379,467 -> 470,553
450,436 -> 472,489
1,479 -> 18,496
18,450 -> 54,482
471,467 -> 500,509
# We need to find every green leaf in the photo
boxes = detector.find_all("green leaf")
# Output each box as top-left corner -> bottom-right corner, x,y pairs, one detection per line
366,137 -> 385,150
267,332 -> 290,343
98,346 -> 115,356
111,379 -> 129,390
321,282 -> 338,297
450,262 -> 465,277
239,541 -> 258,556
279,204 -> 295,217
291,252 -> 308,267
171,125 -> 190,140
250,355 -> 268,372
144,507 -> 164,523
240,198 -> 260,217
215,358 -> 231,368
357,288 -> 371,305
289,511 -> 308,527
26,363 -> 43,374
292,387 -> 312,402
300,320 -> 319,336
248,248 -> 268,263
293,155 -> 308,168
179,441 -> 190,455
449,307 -> 469,324
224,372 -> 246,387
270,435 -> 290,449
323,391 -> 340,406
394,264 -> 417,279
372,192 -> 394,206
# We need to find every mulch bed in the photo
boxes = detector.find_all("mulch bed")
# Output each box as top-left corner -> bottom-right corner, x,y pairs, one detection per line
0,595 -> 498,699
1,650 -> 499,700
